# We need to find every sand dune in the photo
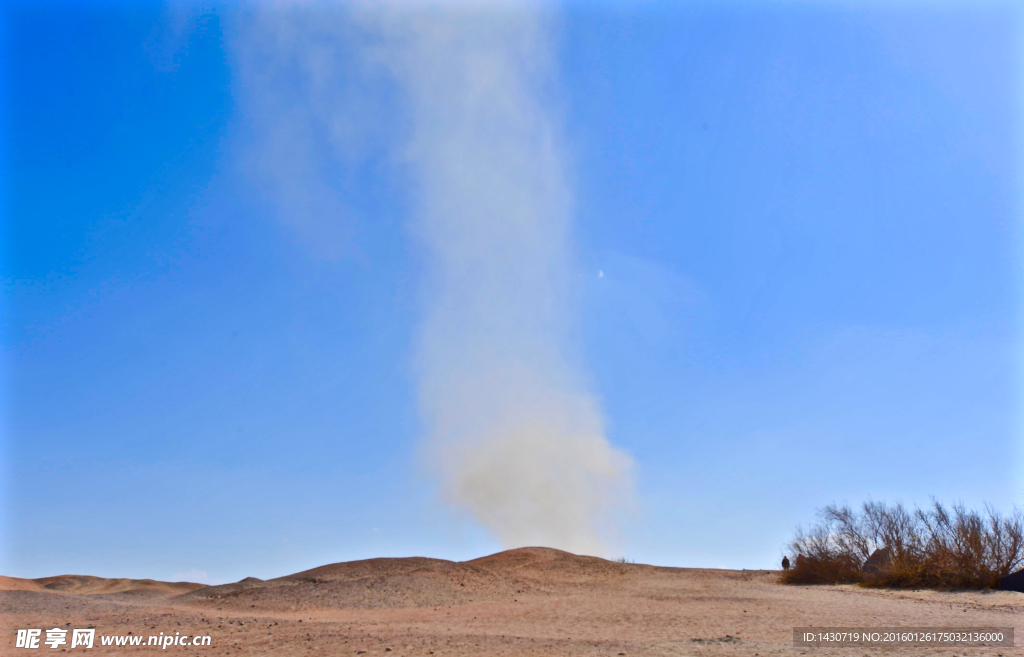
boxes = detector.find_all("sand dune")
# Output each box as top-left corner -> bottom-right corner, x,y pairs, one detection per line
176,548 -> 644,612
4,548 -> 1022,656
37,575 -> 206,597
1,573 -> 205,597
179,548 -> 578,610
0,575 -> 43,592
467,546 -> 642,582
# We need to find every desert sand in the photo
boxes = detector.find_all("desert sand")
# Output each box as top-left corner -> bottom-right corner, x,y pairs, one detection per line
3,547 -> 1021,656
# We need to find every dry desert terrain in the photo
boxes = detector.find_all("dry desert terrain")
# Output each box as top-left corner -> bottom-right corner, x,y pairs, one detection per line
3,547 -> 1021,656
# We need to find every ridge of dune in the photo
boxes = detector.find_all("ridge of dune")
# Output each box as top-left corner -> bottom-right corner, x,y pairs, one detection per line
7,548 -> 637,607
23,574 -> 206,596
177,554 -> 517,610
283,556 -> 459,583
0,575 -> 44,592
467,546 -> 612,570
467,546 -> 641,583
174,548 -> 642,611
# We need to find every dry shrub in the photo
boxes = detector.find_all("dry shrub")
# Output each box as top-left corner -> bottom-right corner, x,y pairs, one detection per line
780,506 -> 868,584
782,500 -> 1024,589
781,553 -> 863,584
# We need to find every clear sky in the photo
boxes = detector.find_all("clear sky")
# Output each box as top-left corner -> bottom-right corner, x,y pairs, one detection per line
3,0 -> 1022,584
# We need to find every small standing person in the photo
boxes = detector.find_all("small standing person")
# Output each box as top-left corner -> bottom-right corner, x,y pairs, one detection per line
781,556 -> 790,570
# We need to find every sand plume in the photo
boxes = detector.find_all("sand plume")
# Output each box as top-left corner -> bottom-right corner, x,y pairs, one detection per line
232,2 -> 634,555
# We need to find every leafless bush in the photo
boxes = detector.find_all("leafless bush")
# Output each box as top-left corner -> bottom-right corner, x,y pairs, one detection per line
782,500 -> 1024,589
781,504 -> 870,584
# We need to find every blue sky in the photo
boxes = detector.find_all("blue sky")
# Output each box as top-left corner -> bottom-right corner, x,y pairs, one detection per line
3,0 -> 1022,583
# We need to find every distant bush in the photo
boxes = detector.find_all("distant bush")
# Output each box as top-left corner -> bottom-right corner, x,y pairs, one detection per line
782,500 -> 1024,589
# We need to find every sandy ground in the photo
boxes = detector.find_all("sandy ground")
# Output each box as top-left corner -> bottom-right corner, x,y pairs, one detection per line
3,548 -> 1021,656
